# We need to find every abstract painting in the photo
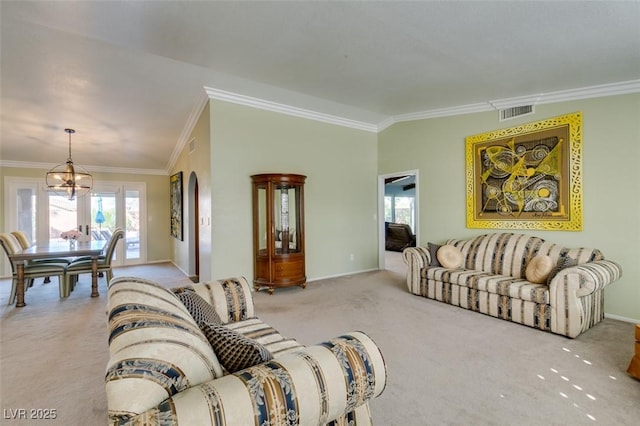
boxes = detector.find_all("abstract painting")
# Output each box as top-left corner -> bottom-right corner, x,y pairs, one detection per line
465,112 -> 583,231
170,171 -> 183,240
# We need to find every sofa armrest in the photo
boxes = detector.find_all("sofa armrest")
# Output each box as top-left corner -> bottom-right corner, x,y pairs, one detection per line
115,331 -> 387,425
548,260 -> 622,338
549,260 -> 622,297
402,246 -> 430,294
190,276 -> 255,323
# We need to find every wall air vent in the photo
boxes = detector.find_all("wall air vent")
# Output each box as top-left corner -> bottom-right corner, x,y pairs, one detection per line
500,105 -> 534,121
189,138 -> 196,154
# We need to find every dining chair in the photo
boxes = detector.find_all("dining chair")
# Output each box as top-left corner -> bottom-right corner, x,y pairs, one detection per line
0,233 -> 68,305
11,230 -> 72,279
64,228 -> 125,292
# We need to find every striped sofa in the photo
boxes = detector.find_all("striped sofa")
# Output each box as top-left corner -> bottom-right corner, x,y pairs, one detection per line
403,233 -> 622,338
106,276 -> 387,425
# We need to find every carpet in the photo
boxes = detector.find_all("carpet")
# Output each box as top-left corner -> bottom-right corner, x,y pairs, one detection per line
1,261 -> 638,425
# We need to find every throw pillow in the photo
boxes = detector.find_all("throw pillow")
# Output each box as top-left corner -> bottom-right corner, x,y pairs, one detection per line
437,245 -> 464,269
525,255 -> 554,284
427,242 -> 442,267
200,322 -> 273,373
546,256 -> 579,285
173,288 -> 223,326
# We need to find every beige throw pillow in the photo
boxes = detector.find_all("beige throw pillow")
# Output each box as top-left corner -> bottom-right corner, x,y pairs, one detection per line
525,255 -> 554,284
437,245 -> 464,269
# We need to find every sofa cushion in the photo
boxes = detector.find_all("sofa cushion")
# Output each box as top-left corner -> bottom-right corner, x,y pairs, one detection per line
547,256 -> 578,284
227,317 -> 305,356
201,322 -> 273,373
106,277 -> 224,423
189,277 -> 255,323
424,268 -> 549,304
427,242 -> 442,267
437,245 -> 463,269
173,287 -> 223,326
525,255 -> 554,284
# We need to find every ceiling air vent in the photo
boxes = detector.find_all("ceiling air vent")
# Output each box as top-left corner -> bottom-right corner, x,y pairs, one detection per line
499,105 -> 534,121
189,138 -> 196,154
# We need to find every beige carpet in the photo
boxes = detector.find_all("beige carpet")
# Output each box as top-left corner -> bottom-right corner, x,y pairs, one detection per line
1,259 -> 639,425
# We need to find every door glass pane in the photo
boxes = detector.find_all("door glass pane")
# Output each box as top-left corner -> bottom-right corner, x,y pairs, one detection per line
91,193 -> 117,264
49,194 -> 78,240
16,188 -> 37,245
125,190 -> 140,260
91,194 -> 116,239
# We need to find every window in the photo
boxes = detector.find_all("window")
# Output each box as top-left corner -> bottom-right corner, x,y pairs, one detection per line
4,177 -> 146,267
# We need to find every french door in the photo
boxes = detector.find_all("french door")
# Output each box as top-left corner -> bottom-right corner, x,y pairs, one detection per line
4,177 -> 146,268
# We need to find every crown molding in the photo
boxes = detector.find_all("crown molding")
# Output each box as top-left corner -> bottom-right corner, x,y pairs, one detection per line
489,94 -> 543,110
534,79 -> 640,105
204,86 -> 378,133
0,160 -> 167,176
377,79 -> 640,131
166,90 -> 210,172
6,80 -> 635,175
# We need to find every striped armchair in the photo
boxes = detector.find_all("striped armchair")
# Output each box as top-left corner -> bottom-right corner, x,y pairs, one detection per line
106,276 -> 387,425
403,233 -> 622,338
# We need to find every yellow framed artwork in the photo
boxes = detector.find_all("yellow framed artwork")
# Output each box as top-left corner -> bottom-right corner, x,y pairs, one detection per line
465,112 -> 583,231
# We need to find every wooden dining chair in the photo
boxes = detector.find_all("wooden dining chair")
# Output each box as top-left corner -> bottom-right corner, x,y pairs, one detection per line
64,228 -> 125,292
0,233 -> 68,305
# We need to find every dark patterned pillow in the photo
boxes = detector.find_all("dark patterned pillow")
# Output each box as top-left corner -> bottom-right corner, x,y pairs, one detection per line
428,242 -> 442,266
546,256 -> 578,285
200,322 -> 272,373
173,288 -> 223,326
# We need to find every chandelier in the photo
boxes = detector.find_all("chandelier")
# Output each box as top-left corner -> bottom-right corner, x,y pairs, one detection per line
46,128 -> 93,200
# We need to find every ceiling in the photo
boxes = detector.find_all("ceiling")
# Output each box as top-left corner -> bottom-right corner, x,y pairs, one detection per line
1,1 -> 639,174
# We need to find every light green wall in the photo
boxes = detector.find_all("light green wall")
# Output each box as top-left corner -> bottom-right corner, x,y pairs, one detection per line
7,93 -> 634,320
0,166 -> 171,275
170,102 -> 213,280
208,100 -> 379,281
378,93 -> 640,321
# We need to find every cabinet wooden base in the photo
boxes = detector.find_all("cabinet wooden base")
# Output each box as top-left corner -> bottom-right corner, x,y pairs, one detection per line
254,281 -> 307,295
627,325 -> 640,380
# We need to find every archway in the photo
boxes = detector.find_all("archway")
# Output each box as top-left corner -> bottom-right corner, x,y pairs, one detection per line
188,172 -> 199,282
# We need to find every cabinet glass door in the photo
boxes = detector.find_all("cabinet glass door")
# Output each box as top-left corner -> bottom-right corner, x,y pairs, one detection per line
257,186 -> 267,254
274,184 -> 300,254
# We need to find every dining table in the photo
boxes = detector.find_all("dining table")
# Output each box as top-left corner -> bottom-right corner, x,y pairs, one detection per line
8,239 -> 107,307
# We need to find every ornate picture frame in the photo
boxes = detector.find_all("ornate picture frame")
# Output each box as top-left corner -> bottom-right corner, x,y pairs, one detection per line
465,112 -> 583,231
170,171 -> 183,240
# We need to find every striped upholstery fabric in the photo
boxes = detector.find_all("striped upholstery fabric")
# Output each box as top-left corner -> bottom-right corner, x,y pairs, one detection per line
181,277 -> 255,323
227,317 -> 305,356
404,233 -> 622,338
107,277 -> 386,425
106,277 -> 224,424
113,332 -> 385,426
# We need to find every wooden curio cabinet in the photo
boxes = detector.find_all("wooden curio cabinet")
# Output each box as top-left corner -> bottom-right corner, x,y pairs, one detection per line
251,173 -> 306,294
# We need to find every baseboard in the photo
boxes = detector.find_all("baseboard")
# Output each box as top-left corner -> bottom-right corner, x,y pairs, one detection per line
605,313 -> 640,324
169,260 -> 190,278
144,259 -> 173,264
307,268 -> 380,283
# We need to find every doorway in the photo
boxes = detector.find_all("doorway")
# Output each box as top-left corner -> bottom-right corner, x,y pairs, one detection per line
378,170 -> 419,270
